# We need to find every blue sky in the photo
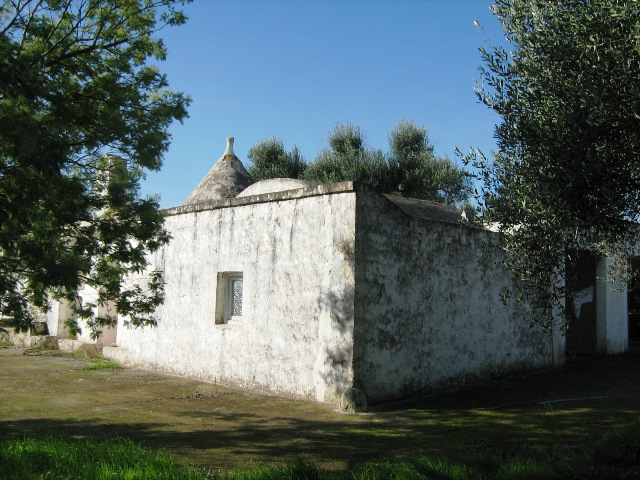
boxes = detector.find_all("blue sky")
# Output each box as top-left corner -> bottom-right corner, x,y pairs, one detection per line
143,1 -> 506,208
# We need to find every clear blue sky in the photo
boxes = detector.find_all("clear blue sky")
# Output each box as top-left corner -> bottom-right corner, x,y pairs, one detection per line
143,0 -> 506,208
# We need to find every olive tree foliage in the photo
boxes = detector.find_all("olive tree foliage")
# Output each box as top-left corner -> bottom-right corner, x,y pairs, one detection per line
303,123 -> 391,193
247,137 -> 306,181
0,0 -> 190,337
460,0 -> 640,327
389,121 -> 471,205
249,121 -> 470,206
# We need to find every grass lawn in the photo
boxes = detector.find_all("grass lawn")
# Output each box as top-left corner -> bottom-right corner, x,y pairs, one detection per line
1,347 -> 639,478
1,421 -> 639,479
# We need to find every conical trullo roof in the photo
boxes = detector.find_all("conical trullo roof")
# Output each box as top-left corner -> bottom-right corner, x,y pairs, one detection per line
182,137 -> 253,206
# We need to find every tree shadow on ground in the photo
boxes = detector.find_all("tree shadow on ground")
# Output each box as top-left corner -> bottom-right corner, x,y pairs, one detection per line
1,351 -> 639,472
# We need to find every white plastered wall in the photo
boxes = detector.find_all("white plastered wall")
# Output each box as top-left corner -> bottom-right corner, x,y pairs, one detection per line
596,256 -> 628,354
74,286 -> 117,345
106,188 -> 357,404
353,187 -> 563,402
44,299 -> 74,338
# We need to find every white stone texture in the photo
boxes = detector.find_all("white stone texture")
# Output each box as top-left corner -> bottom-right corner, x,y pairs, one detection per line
74,285 -> 117,346
106,182 -> 564,406
44,299 -> 74,339
352,186 -> 561,402
110,189 -> 357,404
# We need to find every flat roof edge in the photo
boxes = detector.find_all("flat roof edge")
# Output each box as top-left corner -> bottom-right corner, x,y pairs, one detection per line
162,181 -> 356,217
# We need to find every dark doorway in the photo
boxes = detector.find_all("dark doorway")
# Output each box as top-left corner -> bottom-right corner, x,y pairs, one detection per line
628,257 -> 640,345
566,251 -> 598,354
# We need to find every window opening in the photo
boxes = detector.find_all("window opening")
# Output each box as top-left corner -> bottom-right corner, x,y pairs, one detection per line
216,272 -> 243,324
228,275 -> 243,321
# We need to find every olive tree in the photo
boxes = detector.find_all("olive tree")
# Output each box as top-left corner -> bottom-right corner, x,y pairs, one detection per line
462,0 -> 640,326
247,137 -> 306,181
250,121 -> 470,206
303,123 -> 392,193
390,121 -> 470,204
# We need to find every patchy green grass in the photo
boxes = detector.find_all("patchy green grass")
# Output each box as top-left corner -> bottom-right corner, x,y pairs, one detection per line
571,417 -> 640,479
0,437 -> 208,480
596,417 -> 640,464
81,356 -> 122,371
350,455 -> 557,480
1,422 -> 639,480
2,351 -> 639,477
66,348 -> 122,370
0,437 -> 546,479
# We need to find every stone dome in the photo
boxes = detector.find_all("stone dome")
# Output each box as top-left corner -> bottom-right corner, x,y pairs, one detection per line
182,137 -> 253,206
236,178 -> 318,198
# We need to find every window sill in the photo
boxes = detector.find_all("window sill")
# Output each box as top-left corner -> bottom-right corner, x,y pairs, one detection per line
216,319 -> 242,328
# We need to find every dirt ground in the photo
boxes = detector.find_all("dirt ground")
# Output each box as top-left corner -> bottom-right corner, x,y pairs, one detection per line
1,346 -> 639,472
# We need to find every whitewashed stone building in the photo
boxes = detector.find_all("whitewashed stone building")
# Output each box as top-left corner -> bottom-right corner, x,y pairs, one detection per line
36,138 -> 632,406
96,137 -> 568,406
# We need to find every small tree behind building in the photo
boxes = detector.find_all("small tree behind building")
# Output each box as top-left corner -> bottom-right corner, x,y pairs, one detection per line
248,121 -> 471,207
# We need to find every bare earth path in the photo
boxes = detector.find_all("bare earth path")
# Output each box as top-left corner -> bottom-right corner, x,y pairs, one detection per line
1,347 -> 639,472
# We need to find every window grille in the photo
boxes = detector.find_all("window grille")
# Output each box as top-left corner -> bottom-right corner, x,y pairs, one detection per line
230,278 -> 243,317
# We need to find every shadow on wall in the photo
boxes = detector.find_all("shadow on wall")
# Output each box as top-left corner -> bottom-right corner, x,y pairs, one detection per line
318,288 -> 354,370
315,239 -> 357,403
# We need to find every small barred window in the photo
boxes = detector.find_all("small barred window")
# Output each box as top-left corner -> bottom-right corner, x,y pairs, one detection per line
230,277 -> 243,317
215,272 -> 243,325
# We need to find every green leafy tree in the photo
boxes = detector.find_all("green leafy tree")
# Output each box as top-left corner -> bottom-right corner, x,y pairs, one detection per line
462,0 -> 640,326
255,121 -> 469,205
303,123 -> 392,193
0,0 -> 190,337
389,121 -> 471,204
247,137 -> 306,181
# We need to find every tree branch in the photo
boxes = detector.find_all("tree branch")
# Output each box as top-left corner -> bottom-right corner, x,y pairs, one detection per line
0,0 -> 34,36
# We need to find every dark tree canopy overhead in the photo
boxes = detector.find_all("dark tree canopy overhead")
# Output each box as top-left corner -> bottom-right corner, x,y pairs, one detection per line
248,121 -> 471,206
0,0 -> 190,337
462,0 -> 640,326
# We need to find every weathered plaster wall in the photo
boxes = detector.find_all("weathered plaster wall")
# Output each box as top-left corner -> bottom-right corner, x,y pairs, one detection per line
73,287 -> 117,345
596,257 -> 628,354
106,186 -> 357,404
44,299 -> 74,338
352,186 -> 562,402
